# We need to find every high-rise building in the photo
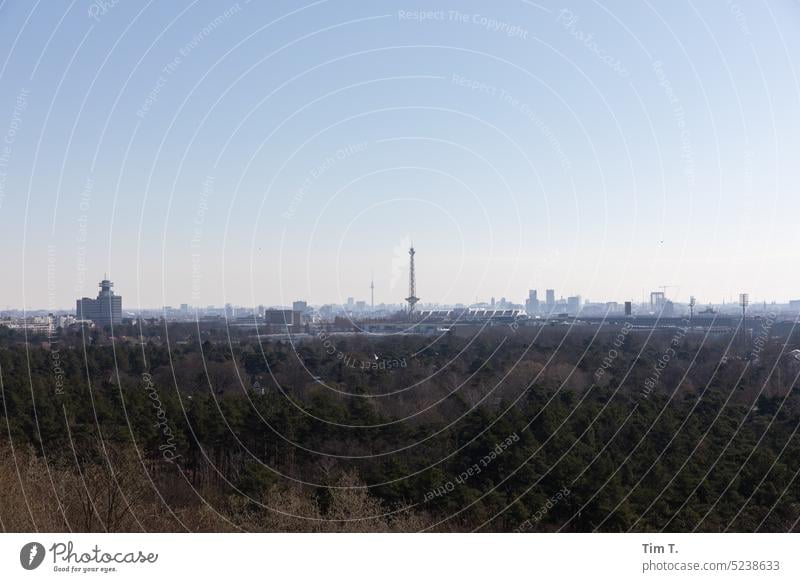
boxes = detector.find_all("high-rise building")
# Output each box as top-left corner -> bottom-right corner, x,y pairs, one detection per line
546,289 -> 555,308
650,291 -> 666,312
76,278 -> 122,327
567,295 -> 581,314
292,300 -> 308,313
525,289 -> 539,314
624,301 -> 632,316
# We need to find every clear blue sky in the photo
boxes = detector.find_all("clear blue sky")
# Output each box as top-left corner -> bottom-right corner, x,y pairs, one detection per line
1,0 -> 799,310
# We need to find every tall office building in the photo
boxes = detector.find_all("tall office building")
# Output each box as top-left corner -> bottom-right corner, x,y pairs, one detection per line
525,289 -> 539,314
650,291 -> 666,312
567,295 -> 581,314
76,278 -> 122,327
546,289 -> 555,308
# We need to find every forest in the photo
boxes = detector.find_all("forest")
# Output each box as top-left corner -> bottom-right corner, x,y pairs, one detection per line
0,322 -> 798,532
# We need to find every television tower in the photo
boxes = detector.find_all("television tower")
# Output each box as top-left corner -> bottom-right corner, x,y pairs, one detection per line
405,244 -> 419,317
370,273 -> 374,310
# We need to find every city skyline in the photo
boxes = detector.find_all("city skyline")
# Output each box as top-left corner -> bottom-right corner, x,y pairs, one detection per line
5,266 -> 800,314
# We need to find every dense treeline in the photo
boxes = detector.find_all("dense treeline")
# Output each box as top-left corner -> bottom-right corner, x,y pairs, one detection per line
1,323 -> 798,532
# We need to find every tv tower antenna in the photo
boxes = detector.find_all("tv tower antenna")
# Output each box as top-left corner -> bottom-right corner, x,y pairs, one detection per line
405,244 -> 419,318
370,272 -> 374,310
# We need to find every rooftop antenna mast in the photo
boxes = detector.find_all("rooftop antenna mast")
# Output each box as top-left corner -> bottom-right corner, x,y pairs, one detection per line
370,272 -> 374,310
405,244 -> 419,318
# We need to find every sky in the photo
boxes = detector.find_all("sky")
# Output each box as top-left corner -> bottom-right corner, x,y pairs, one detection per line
1,0 -> 799,310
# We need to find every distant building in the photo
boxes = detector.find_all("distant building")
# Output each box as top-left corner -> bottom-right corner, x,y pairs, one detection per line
650,291 -> 666,312
546,289 -> 555,309
525,289 -> 539,315
624,301 -> 632,316
567,295 -> 581,314
263,309 -> 297,326
76,279 -> 122,327
292,300 -> 308,313
0,315 -> 54,334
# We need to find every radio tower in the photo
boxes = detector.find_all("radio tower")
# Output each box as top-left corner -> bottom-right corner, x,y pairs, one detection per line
405,244 -> 419,318
370,273 -> 375,311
